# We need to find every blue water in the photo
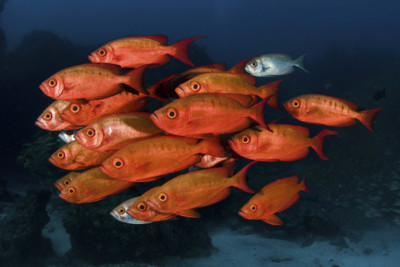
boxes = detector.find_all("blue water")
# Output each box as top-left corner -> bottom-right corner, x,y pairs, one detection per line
0,0 -> 399,266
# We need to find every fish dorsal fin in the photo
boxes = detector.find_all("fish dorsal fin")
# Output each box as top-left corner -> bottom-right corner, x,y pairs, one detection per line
176,209 -> 201,218
262,214 -> 283,225
261,176 -> 299,192
228,58 -> 250,74
282,124 -> 309,136
140,35 -> 168,45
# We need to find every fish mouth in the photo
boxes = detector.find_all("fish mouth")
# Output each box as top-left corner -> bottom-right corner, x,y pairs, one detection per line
53,182 -> 63,192
110,210 -> 119,220
227,138 -> 236,148
35,120 -> 46,129
238,210 -> 247,218
88,54 -> 98,63
150,113 -> 159,124
48,157 -> 58,166
175,87 -> 186,97
39,84 -> 48,95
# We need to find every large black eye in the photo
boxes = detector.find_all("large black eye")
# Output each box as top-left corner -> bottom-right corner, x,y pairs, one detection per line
190,81 -> 201,91
241,135 -> 250,144
48,79 -> 57,87
166,108 -> 177,119
63,178 -> 71,186
250,204 -> 257,211
67,187 -> 76,195
57,151 -> 65,159
158,193 -> 167,202
44,112 -> 52,120
98,48 -> 107,57
85,128 -> 95,137
250,61 -> 258,68
70,104 -> 80,113
118,208 -> 125,215
292,99 -> 300,108
112,158 -> 124,169
137,202 -> 147,211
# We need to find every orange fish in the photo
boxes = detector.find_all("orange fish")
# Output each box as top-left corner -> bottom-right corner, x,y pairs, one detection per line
60,90 -> 148,126
88,35 -> 201,68
35,100 -> 80,131
228,124 -> 338,161
58,167 -> 134,203
99,136 -> 226,182
175,74 -> 281,110
49,141 -> 111,170
126,187 -> 177,222
74,113 -> 163,153
239,176 -> 307,225
54,171 -> 80,192
283,94 -> 383,131
39,63 -> 149,100
150,94 -> 270,137
144,161 -> 255,218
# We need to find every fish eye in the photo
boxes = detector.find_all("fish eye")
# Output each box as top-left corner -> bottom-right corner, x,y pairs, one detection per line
112,157 -> 124,169
250,204 -> 257,212
48,79 -> 57,87
190,81 -> 201,91
43,112 -> 52,120
57,151 -> 65,159
67,187 -> 76,195
118,208 -> 125,215
166,107 -> 177,119
85,128 -> 95,137
70,104 -> 80,113
250,60 -> 258,68
241,135 -> 250,144
158,193 -> 167,202
98,48 -> 107,57
292,99 -> 300,108
137,201 -> 147,211
63,178 -> 72,186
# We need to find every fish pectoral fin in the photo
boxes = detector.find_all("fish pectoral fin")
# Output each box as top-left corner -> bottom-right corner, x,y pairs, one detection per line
176,209 -> 201,218
262,214 -> 283,225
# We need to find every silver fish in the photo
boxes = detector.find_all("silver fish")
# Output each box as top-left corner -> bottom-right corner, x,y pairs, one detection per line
245,54 -> 308,77
110,197 -> 152,224
58,130 -> 78,143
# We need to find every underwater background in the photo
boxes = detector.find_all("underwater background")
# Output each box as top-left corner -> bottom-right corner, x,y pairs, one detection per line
0,0 -> 400,266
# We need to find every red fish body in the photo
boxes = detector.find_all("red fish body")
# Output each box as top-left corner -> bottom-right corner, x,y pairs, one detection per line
150,94 -> 270,137
35,100 -> 81,131
58,167 -> 134,203
144,162 -> 255,218
88,35 -> 201,68
99,136 -> 226,182
39,63 -> 148,100
74,113 -> 163,153
283,94 -> 383,131
49,141 -> 111,170
239,176 -> 307,225
228,124 -> 338,161
60,90 -> 148,126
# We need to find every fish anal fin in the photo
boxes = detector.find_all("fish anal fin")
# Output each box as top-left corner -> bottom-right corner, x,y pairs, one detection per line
176,209 -> 201,218
262,214 -> 283,225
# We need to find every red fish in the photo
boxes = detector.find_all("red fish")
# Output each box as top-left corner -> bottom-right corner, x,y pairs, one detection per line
39,63 -> 149,100
150,94 -> 270,137
88,35 -> 202,68
54,171 -> 80,192
58,167 -> 134,203
126,187 -> 177,222
35,100 -> 81,131
239,176 -> 307,225
74,113 -> 163,153
60,90 -> 148,126
283,94 -> 383,131
99,136 -> 226,182
228,124 -> 338,161
49,141 -> 111,170
144,162 -> 255,218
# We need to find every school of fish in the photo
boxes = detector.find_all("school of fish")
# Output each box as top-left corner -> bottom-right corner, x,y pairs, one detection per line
36,35 -> 382,226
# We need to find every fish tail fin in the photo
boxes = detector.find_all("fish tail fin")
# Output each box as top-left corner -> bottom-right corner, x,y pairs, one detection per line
258,80 -> 282,110
227,58 -> 250,74
169,36 -> 203,66
295,54 -> 309,73
199,137 -> 227,157
358,108 -> 383,132
311,129 -> 339,160
124,65 -> 153,95
232,161 -> 257,193
299,177 -> 308,192
251,96 -> 272,131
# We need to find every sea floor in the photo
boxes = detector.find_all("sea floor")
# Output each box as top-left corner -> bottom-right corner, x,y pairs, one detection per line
6,173 -> 400,267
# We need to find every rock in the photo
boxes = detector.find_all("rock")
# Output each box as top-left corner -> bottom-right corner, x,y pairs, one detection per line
0,189 -> 54,265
